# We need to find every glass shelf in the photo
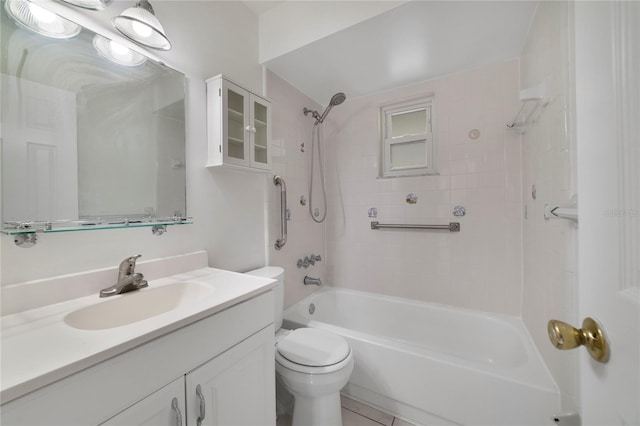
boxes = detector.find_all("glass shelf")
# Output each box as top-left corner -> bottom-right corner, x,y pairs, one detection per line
1,218 -> 192,236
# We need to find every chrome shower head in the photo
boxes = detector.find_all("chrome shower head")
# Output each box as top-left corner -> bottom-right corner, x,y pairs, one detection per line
329,92 -> 346,106
316,92 -> 346,124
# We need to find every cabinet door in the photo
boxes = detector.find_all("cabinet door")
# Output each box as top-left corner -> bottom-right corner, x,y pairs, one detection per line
100,378 -> 185,426
222,80 -> 250,167
249,95 -> 271,170
186,326 -> 275,426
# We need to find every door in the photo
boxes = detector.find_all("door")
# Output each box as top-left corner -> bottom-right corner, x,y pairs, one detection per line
222,80 -> 250,167
575,2 -> 639,424
100,378 -> 185,426
249,94 -> 271,170
1,74 -> 78,222
186,327 -> 275,426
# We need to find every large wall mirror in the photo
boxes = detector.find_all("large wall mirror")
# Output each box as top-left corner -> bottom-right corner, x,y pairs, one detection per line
1,3 -> 187,235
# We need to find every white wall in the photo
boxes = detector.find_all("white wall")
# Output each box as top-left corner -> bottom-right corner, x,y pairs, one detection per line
265,70 -> 325,308
1,1 -> 267,285
322,60 -> 523,316
519,1 -> 578,412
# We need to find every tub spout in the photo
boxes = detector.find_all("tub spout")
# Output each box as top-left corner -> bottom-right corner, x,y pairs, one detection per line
304,276 -> 322,286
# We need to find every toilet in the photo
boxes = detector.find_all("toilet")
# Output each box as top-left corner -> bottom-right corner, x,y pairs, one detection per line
247,267 -> 354,426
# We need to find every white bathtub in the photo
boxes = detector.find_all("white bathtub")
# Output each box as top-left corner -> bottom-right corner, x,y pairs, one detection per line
283,288 -> 559,426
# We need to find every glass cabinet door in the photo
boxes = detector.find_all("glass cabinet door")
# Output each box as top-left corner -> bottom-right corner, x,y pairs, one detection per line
251,96 -> 271,170
223,82 -> 249,166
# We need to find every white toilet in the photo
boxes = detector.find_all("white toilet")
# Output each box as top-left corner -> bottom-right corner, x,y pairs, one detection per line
247,267 -> 354,426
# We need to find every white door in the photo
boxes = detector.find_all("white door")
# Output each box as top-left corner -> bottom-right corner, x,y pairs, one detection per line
185,327 -> 275,426
249,94 -> 272,170
1,74 -> 78,222
222,79 -> 251,168
575,2 -> 639,424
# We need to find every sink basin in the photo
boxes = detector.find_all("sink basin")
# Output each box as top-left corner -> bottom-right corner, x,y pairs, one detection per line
64,282 -> 214,330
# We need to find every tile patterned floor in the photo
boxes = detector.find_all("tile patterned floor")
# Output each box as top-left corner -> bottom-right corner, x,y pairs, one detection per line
277,395 -> 417,426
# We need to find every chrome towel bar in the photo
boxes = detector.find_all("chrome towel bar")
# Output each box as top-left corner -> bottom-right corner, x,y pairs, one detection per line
274,175 -> 288,250
370,221 -> 460,232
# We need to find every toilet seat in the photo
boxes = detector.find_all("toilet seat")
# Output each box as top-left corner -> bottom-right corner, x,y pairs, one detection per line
276,328 -> 352,374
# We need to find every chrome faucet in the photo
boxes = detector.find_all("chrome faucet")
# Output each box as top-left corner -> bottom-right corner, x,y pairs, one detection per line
99,255 -> 148,297
303,276 -> 322,286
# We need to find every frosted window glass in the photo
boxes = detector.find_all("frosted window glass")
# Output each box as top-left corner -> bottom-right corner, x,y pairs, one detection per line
390,140 -> 426,169
391,109 -> 426,138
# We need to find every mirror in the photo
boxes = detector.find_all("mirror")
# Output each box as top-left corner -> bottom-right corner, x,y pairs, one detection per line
0,4 -> 186,232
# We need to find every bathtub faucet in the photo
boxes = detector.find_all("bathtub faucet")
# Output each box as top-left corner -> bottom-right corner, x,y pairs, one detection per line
304,276 -> 322,286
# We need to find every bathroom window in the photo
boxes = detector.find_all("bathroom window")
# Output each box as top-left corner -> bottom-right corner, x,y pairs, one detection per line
381,97 -> 436,177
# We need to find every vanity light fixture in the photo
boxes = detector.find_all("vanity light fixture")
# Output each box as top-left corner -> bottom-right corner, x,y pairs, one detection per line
58,0 -> 112,11
4,0 -> 81,39
112,0 -> 171,51
93,34 -> 146,67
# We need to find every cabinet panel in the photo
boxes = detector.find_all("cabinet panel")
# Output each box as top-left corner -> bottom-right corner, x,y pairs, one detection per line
222,80 -> 250,166
250,96 -> 271,170
186,326 -> 275,426
100,378 -> 185,426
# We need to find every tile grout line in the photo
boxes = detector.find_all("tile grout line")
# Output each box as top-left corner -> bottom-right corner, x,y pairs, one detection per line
341,405 -> 389,426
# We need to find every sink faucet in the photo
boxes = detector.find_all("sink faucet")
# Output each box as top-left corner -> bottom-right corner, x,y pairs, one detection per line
100,255 -> 148,297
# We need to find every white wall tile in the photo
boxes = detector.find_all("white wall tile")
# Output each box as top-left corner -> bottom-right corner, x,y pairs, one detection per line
317,60 -> 523,317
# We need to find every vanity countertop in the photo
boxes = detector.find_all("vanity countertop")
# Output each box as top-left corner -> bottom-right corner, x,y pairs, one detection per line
0,267 -> 276,404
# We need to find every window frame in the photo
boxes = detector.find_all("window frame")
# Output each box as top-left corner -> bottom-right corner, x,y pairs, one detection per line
380,96 -> 437,178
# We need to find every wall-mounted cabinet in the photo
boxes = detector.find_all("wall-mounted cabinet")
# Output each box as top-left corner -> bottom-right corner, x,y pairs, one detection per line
206,75 -> 272,171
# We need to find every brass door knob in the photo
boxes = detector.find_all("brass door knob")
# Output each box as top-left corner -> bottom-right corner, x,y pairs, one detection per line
547,317 -> 609,363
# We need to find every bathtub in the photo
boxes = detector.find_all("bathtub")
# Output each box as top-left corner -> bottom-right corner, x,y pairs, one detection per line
283,288 -> 559,426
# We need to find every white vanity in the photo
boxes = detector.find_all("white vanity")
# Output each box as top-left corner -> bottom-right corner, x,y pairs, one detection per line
0,252 -> 276,426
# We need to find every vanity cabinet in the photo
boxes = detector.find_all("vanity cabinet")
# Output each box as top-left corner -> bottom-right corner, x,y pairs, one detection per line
101,327 -> 274,426
206,75 -> 272,171
1,291 -> 276,426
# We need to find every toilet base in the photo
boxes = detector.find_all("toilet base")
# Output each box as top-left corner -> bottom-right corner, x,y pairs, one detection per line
292,392 -> 343,426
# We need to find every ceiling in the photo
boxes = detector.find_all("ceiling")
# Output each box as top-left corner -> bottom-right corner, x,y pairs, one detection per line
252,1 -> 537,105
243,1 -> 286,15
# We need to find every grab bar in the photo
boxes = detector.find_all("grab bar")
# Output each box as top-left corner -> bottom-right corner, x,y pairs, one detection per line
274,175 -> 287,250
371,221 -> 460,232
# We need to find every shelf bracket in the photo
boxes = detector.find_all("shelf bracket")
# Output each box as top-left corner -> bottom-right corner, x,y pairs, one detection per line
14,233 -> 38,248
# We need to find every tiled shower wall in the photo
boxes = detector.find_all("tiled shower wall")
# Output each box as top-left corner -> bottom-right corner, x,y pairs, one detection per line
322,59 -> 523,316
266,71 -> 326,308
520,2 -> 578,412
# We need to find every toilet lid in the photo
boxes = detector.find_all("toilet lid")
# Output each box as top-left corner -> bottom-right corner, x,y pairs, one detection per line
276,328 -> 350,367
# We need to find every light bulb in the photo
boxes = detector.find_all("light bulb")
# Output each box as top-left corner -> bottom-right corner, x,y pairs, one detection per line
131,20 -> 152,38
28,2 -> 56,24
109,40 -> 130,56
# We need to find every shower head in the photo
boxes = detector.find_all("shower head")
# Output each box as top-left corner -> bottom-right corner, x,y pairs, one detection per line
329,92 -> 346,106
316,92 -> 346,124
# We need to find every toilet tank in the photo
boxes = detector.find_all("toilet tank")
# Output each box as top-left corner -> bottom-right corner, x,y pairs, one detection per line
245,266 -> 284,330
